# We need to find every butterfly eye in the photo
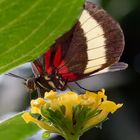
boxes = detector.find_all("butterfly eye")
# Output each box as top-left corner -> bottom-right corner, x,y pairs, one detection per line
26,79 -> 36,90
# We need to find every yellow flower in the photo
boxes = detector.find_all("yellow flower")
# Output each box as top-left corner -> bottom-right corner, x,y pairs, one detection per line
30,98 -> 46,114
83,101 -> 122,129
22,112 -> 58,133
44,91 -> 81,119
22,90 -> 123,140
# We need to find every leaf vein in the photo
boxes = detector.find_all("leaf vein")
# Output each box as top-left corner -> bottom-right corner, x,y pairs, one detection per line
0,0 -> 65,57
0,0 -> 66,69
0,0 -> 19,13
0,0 -> 42,32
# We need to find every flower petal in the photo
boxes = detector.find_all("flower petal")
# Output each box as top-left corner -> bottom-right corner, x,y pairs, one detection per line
44,90 -> 58,100
59,92 -> 80,119
31,98 -> 46,114
22,112 -> 59,133
83,101 -> 123,130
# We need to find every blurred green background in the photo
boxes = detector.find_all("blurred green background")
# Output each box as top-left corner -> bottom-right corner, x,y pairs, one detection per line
0,0 -> 140,140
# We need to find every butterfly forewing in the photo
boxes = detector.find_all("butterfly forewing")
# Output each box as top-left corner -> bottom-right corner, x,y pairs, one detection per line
57,2 -> 125,80
32,1 -> 126,84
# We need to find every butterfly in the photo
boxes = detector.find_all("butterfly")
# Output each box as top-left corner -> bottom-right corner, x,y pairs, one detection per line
7,2 -> 128,96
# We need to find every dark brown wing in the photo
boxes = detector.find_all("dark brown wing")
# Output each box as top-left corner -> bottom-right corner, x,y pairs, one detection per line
57,1 -> 126,81
32,2 -> 126,82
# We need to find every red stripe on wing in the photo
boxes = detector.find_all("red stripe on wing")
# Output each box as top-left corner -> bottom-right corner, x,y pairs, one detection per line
58,61 -> 78,81
53,45 -> 62,67
33,60 -> 43,74
62,73 -> 78,81
45,49 -> 52,74
44,45 -> 79,81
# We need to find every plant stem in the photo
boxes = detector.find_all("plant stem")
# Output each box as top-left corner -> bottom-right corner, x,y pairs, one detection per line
64,134 -> 80,140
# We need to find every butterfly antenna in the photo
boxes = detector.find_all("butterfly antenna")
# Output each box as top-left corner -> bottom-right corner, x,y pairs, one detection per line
5,73 -> 27,81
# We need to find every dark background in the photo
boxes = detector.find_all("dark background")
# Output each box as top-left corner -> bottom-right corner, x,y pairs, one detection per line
0,0 -> 140,140
80,0 -> 140,140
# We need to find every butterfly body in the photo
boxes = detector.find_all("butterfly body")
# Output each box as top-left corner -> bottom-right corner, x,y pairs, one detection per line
25,2 -> 127,95
26,68 -> 67,94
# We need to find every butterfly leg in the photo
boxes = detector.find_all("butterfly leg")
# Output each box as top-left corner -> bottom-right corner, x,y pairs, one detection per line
37,87 -> 42,97
60,78 -> 68,91
67,85 -> 73,91
28,91 -> 32,102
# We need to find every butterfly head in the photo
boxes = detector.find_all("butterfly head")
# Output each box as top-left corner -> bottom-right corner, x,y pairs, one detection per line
25,78 -> 37,91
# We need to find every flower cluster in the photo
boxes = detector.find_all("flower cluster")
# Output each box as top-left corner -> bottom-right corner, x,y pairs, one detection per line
22,89 -> 122,140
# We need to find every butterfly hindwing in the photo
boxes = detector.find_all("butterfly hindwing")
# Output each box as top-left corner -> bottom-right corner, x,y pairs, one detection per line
90,62 -> 128,76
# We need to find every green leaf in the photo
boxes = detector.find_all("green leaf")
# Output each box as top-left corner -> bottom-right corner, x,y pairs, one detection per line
0,112 -> 40,140
0,0 -> 85,74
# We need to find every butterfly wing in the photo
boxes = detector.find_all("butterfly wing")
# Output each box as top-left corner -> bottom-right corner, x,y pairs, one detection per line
90,62 -> 128,76
31,27 -> 74,76
32,2 -> 126,82
57,2 -> 126,81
